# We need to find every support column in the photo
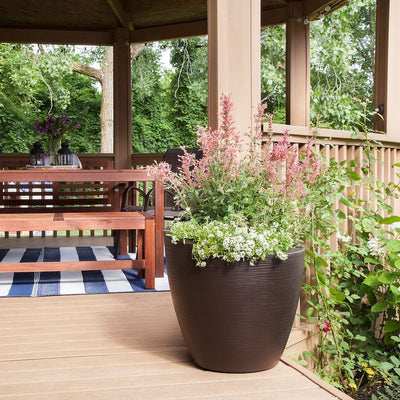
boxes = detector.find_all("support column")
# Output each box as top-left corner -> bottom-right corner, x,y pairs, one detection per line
375,0 -> 400,137
286,3 -> 310,126
208,0 -> 261,138
113,28 -> 132,169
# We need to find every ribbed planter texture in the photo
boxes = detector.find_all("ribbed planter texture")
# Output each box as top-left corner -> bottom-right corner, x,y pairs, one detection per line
165,235 -> 305,373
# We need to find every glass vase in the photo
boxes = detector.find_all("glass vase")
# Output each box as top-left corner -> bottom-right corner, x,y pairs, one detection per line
47,137 -> 62,166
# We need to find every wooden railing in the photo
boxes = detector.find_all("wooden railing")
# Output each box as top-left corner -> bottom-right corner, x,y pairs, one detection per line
131,152 -> 164,198
132,152 -> 163,168
262,129 -> 400,217
262,128 -> 400,328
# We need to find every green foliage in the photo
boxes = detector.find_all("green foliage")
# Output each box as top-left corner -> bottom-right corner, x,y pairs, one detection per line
261,25 -> 286,123
131,43 -> 173,153
0,44 -> 42,151
0,44 -> 101,153
0,93 -> 36,152
310,0 -> 376,129
163,37 -> 208,148
259,0 -> 376,130
63,72 -> 101,153
302,105 -> 400,398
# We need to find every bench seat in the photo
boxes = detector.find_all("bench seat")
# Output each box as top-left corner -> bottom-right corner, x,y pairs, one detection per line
0,211 -> 155,289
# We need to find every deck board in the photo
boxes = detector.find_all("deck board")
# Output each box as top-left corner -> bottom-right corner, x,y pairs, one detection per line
0,292 -> 350,400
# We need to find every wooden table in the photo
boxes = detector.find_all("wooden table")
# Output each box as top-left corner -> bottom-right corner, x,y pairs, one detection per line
0,169 -> 165,280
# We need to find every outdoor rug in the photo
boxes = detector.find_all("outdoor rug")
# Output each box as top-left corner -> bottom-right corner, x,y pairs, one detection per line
0,246 -> 170,297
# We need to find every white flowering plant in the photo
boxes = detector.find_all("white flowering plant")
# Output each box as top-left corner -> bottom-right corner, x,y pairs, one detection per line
169,220 -> 295,267
150,94 -> 328,266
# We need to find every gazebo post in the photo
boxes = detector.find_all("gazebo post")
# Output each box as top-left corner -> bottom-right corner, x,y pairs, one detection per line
113,28 -> 132,169
285,2 -> 310,126
207,0 -> 261,140
375,0 -> 400,137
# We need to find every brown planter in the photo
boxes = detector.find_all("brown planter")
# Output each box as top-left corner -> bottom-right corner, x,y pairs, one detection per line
165,235 -> 305,373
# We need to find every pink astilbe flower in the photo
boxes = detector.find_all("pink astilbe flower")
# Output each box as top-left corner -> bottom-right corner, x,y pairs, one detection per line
194,96 -> 243,178
219,93 -> 235,136
259,130 -> 324,199
269,130 -> 291,161
252,103 -> 268,141
151,94 -> 326,242
179,148 -> 198,183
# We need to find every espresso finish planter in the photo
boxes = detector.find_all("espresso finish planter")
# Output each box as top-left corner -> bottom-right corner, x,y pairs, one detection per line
165,235 -> 305,373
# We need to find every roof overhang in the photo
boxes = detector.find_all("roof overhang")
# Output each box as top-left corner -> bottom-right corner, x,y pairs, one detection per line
0,0 -> 348,45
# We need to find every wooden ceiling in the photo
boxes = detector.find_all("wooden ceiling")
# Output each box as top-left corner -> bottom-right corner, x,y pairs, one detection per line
0,0 -> 347,45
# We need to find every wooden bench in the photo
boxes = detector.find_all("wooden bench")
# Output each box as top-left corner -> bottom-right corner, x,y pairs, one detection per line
0,211 -> 155,289
0,169 -> 165,286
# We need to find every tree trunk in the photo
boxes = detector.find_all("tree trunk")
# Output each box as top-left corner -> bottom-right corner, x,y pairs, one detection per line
73,44 -> 146,153
100,48 -> 114,153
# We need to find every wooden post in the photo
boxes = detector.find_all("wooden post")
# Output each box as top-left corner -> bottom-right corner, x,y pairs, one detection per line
374,0 -> 389,133
113,28 -> 132,169
207,0 -> 261,140
286,2 -> 310,126
375,0 -> 400,138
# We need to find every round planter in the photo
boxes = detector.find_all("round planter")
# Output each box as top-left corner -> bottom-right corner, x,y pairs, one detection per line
165,235 -> 305,373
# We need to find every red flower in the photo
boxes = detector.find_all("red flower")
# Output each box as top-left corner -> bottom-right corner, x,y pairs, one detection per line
322,320 -> 331,333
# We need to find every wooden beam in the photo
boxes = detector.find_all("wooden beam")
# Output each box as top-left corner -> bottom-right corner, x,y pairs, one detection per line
304,0 -> 348,20
374,0 -> 389,133
208,0 -> 261,140
286,4 -> 310,126
106,0 -> 133,30
131,20 -> 208,43
261,7 -> 287,27
113,28 -> 132,169
385,0 -> 400,138
0,28 -> 113,45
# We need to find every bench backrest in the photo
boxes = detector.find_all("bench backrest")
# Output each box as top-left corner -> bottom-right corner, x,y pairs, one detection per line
0,154 -> 115,213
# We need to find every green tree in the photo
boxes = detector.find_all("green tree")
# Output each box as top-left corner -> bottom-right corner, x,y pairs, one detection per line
131,43 -> 173,153
310,0 -> 376,129
164,37 -> 208,148
36,45 -> 102,153
0,44 -> 102,153
259,0 -> 376,130
0,43 -> 44,152
62,71 -> 101,153
261,25 -> 286,123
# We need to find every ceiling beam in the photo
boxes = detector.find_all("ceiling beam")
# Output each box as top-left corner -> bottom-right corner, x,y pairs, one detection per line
0,21 -> 208,46
0,28 -> 114,45
132,20 -> 208,43
106,0 -> 133,30
261,7 -> 287,26
304,0 -> 348,20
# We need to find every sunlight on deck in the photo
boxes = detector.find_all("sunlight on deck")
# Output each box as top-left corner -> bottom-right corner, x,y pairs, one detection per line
0,292 -> 349,399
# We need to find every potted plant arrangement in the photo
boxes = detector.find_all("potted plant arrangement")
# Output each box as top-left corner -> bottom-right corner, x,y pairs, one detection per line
151,94 -> 326,373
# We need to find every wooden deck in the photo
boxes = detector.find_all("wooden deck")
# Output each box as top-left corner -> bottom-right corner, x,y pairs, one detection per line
0,292 -> 351,400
